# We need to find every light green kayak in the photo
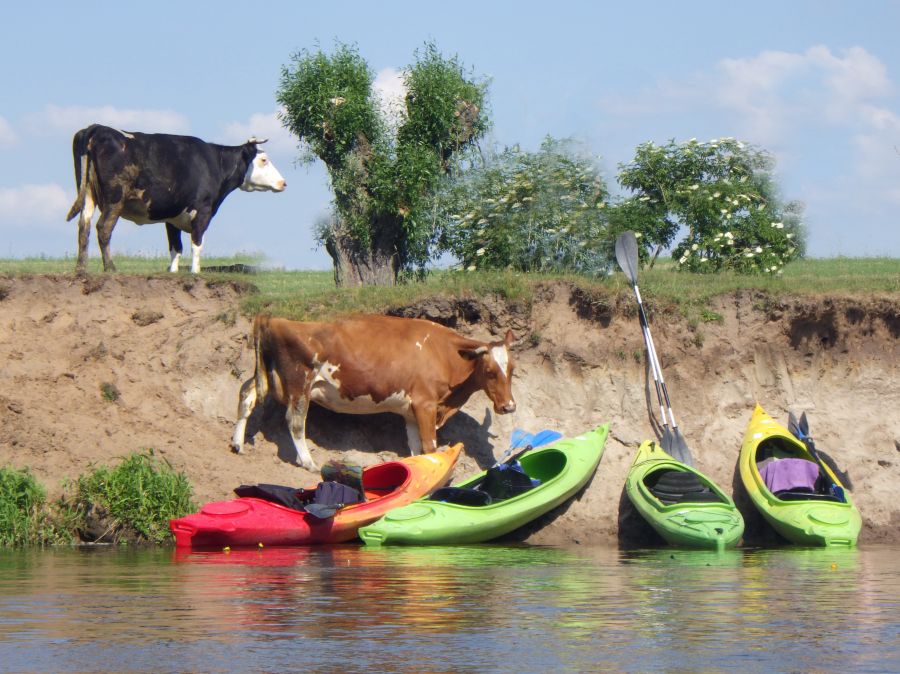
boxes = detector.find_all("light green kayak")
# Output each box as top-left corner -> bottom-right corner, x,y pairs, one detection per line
358,424 -> 609,546
625,440 -> 744,550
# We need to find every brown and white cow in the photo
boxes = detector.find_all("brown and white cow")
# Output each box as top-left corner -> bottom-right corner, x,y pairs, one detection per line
232,314 -> 517,471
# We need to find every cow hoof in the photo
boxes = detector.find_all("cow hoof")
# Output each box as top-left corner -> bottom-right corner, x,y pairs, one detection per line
231,443 -> 244,455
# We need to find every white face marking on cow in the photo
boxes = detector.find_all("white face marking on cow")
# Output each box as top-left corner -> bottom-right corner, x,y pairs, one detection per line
491,345 -> 509,376
241,152 -> 286,192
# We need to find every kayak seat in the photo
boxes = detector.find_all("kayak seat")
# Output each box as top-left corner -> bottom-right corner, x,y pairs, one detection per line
646,469 -> 722,505
774,489 -> 844,503
479,461 -> 540,501
429,487 -> 492,506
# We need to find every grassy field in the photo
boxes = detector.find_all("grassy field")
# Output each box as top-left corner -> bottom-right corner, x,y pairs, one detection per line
1,254 -> 897,321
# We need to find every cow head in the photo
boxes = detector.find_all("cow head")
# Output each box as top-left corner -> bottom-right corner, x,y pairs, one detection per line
241,138 -> 287,192
462,329 -> 516,415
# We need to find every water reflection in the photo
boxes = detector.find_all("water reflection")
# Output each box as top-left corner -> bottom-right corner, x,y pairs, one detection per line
0,545 -> 897,673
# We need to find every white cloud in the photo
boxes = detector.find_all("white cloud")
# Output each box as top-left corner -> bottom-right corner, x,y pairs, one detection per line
373,67 -> 407,128
0,184 -> 72,226
27,105 -> 190,136
0,116 -> 16,146
221,108 -> 296,154
715,46 -> 895,143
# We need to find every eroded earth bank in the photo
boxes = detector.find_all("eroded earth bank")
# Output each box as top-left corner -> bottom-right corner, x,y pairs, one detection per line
1,275 -> 897,544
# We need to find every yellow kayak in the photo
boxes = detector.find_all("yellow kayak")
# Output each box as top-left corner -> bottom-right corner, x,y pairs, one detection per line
739,405 -> 861,547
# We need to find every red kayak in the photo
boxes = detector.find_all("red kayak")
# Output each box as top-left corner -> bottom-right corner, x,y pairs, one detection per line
170,444 -> 461,548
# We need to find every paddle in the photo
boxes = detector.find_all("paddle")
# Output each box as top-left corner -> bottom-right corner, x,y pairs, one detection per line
615,231 -> 694,466
495,428 -> 563,466
788,411 -> 846,502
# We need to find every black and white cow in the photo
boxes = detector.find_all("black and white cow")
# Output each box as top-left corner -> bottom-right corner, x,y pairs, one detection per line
66,124 -> 286,273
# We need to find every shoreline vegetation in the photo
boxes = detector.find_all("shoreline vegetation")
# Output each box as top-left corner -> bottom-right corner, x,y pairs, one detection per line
0,254 -> 897,547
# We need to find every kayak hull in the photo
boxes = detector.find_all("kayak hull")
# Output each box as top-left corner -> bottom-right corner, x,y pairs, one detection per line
169,444 -> 461,548
625,441 -> 744,550
359,424 -> 609,546
740,405 -> 861,547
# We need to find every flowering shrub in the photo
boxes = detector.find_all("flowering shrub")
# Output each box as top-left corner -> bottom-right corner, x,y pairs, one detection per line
437,137 -> 612,274
616,138 -> 804,274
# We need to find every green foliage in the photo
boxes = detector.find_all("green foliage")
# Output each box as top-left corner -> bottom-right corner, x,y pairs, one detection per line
614,138 -> 805,274
0,466 -> 71,546
438,137 -> 612,274
66,451 -> 195,544
277,41 -> 490,282
100,382 -> 120,403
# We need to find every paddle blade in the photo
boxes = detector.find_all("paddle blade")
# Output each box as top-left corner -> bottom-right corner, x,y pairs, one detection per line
788,411 -> 803,439
614,231 -> 640,286
670,428 -> 694,467
529,429 -> 563,449
799,412 -> 810,438
509,428 -> 533,451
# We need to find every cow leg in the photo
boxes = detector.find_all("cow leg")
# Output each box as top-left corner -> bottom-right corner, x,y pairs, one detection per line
231,376 -> 257,454
95,205 -> 122,272
166,223 -> 183,273
286,394 -> 318,471
75,192 -> 96,273
410,403 -> 439,455
190,214 -> 211,274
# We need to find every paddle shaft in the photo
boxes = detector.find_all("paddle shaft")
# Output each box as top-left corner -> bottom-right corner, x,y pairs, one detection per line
791,413 -> 845,501
632,283 -> 680,432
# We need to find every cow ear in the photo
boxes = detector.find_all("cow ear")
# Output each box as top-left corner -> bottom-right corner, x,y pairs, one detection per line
459,345 -> 488,360
503,329 -> 515,346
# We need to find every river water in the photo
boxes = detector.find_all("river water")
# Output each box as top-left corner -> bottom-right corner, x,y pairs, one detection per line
0,544 -> 897,673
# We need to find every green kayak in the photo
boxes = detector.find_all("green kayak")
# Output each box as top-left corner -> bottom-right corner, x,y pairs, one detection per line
625,440 -> 744,550
358,424 -> 609,546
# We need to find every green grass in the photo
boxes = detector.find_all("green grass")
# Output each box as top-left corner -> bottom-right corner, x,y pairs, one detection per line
61,450 -> 196,545
2,254 -> 897,322
0,466 -> 72,546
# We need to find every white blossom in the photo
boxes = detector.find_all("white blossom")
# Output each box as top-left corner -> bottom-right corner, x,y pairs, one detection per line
475,248 -> 485,256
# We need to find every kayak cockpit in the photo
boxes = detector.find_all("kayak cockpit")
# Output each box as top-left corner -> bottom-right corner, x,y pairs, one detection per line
429,448 -> 567,507
754,436 -> 845,503
643,468 -> 726,506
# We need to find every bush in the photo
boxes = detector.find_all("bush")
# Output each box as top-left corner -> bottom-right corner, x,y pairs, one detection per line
438,137 -> 612,275
0,466 -> 71,547
614,137 -> 805,274
64,451 -> 195,545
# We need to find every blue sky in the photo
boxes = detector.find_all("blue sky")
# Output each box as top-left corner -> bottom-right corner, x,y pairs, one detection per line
1,1 -> 898,269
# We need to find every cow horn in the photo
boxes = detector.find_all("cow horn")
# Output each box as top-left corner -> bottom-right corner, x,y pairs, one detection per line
459,345 -> 488,360
247,137 -> 269,145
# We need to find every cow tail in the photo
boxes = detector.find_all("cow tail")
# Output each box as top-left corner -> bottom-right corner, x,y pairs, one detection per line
253,315 -> 270,401
66,129 -> 91,222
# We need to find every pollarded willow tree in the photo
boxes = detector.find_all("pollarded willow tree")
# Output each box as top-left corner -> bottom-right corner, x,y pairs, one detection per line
614,138 -> 805,273
277,42 -> 489,286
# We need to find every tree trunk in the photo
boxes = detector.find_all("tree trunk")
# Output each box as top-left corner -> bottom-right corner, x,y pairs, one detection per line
325,232 -> 398,287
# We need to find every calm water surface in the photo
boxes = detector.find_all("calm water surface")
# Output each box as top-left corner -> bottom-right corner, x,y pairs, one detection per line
0,544 -> 897,673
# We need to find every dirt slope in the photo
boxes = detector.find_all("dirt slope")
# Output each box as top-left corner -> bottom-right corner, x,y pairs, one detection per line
1,274 -> 897,544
